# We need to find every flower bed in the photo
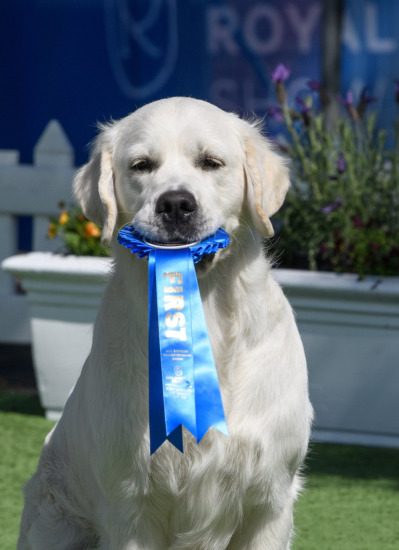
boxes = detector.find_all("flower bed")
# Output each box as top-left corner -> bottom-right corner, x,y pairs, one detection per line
269,64 -> 399,279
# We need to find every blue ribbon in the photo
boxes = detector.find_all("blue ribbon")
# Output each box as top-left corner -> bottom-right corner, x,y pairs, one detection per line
118,226 -> 230,453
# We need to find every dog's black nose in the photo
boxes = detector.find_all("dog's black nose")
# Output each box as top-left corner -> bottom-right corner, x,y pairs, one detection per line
155,191 -> 197,224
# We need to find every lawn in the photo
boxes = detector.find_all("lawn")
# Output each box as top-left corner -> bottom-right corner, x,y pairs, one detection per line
0,394 -> 53,550
294,443 -> 399,550
1,393 -> 398,550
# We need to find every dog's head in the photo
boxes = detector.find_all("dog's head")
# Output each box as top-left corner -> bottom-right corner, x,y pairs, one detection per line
74,97 -> 289,267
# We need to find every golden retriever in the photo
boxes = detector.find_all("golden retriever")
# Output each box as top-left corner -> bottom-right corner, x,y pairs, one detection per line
18,97 -> 313,550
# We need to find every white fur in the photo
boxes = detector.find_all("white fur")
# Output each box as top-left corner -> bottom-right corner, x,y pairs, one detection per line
18,97 -> 313,550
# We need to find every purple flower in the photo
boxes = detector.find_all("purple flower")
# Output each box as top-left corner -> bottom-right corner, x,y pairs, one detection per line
271,65 -> 290,104
307,79 -> 330,106
295,95 -> 311,125
321,197 -> 343,214
307,79 -> 321,91
357,87 -> 377,118
319,243 -> 328,254
339,91 -> 354,106
339,91 -> 359,121
337,152 -> 347,174
351,215 -> 363,228
296,96 -> 310,114
270,64 -> 290,83
359,87 -> 376,105
268,105 -> 284,121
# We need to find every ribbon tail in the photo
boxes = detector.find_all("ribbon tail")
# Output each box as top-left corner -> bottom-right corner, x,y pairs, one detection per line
188,261 -> 229,443
154,249 -> 201,452
167,426 -> 183,452
148,253 -> 167,454
156,249 -> 197,442
149,253 -> 184,454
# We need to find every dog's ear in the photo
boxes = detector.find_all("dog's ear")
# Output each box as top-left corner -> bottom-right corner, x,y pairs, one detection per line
243,122 -> 290,238
73,129 -> 117,247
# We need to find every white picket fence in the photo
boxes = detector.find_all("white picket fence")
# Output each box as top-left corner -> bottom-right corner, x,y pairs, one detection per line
0,121 -> 76,343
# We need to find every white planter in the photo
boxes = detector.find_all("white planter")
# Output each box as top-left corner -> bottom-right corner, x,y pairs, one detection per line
274,269 -> 399,448
3,253 -> 399,448
2,252 -> 112,419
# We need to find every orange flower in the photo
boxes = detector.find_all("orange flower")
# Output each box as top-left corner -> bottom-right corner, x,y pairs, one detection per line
47,223 -> 57,239
84,221 -> 101,238
59,211 -> 69,225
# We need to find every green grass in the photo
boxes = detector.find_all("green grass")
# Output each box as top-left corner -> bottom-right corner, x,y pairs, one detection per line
0,394 -> 54,549
293,443 -> 399,550
1,393 -> 399,550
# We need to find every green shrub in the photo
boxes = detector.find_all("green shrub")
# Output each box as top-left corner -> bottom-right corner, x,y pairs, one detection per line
270,65 -> 399,278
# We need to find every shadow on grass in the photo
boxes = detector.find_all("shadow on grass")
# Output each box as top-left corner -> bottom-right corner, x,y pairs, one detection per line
0,392 -> 44,416
306,441 -> 399,485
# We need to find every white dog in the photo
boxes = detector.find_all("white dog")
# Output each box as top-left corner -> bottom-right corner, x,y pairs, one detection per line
18,97 -> 313,550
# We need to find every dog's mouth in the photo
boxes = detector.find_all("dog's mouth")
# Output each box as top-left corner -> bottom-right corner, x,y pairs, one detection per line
144,236 -> 217,269
145,238 -> 198,248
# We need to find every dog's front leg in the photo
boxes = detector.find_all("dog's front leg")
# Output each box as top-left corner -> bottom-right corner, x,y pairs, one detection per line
226,496 -> 296,550
167,433 -> 297,550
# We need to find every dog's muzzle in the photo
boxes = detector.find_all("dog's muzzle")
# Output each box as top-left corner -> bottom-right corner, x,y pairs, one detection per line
155,190 -> 199,243
152,190 -> 217,269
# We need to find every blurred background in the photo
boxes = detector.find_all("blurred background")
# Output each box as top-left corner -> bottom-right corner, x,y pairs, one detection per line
1,5 -> 399,548
1,0 -> 398,167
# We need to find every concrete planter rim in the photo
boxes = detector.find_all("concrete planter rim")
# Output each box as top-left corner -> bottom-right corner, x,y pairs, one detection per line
273,268 -> 399,302
4,252 -> 398,289
2,251 -> 113,282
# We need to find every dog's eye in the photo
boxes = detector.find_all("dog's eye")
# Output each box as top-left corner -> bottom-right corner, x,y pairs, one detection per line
130,158 -> 153,172
199,156 -> 225,170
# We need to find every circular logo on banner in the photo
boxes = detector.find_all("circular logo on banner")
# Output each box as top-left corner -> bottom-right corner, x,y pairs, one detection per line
174,366 -> 183,377
104,0 -> 178,100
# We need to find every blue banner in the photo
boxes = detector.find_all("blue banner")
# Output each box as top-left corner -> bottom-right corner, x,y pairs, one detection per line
341,1 -> 399,142
0,0 -> 321,165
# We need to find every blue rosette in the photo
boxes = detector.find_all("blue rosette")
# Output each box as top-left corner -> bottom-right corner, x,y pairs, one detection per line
117,226 -> 230,262
118,225 -> 230,454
